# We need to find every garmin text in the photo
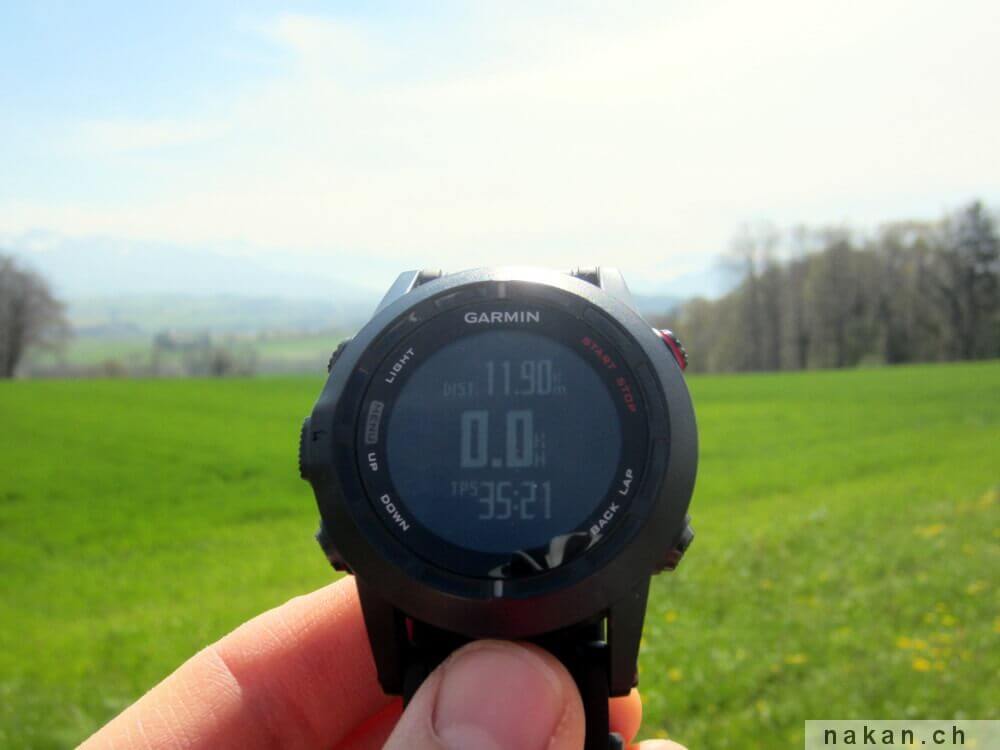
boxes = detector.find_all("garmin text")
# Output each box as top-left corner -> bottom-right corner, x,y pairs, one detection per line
464,311 -> 541,324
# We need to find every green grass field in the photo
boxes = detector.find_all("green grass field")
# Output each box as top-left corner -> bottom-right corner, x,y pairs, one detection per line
1,363 -> 998,749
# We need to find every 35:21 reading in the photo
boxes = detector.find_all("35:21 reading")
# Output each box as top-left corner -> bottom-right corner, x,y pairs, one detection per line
449,480 -> 553,521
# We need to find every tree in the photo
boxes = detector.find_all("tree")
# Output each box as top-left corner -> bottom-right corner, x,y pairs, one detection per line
927,202 -> 1000,359
0,253 -> 69,378
725,223 -> 781,371
781,227 -> 812,370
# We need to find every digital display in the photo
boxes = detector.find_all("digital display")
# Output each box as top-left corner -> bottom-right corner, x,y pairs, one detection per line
385,330 -> 622,555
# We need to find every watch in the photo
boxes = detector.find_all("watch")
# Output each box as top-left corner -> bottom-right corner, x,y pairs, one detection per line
298,267 -> 697,750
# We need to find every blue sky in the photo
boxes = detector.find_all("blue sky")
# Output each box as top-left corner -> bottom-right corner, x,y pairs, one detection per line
1,1 -> 998,293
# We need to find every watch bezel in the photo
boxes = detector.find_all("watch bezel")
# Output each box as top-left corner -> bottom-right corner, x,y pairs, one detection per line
305,268 -> 697,638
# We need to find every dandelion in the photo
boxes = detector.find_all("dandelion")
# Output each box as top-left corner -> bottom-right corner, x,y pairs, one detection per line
941,614 -> 958,627
832,626 -> 852,642
912,657 -> 932,672
668,667 -> 683,682
896,636 -> 914,649
915,524 -> 946,538
664,610 -> 678,623
977,487 -> 997,508
784,653 -> 808,665
966,580 -> 987,595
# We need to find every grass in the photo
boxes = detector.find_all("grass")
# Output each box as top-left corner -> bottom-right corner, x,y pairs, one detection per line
1,362 -> 998,749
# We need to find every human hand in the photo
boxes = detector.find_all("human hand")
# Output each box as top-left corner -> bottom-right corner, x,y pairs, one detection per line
82,578 -> 686,750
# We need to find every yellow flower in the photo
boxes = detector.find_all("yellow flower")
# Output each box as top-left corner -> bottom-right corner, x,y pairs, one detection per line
831,626 -> 852,642
915,523 -> 946,538
784,653 -> 808,665
896,636 -> 913,649
977,487 -> 997,508
668,667 -> 683,682
941,614 -> 958,627
912,657 -> 932,672
664,610 -> 678,623
966,580 -> 987,595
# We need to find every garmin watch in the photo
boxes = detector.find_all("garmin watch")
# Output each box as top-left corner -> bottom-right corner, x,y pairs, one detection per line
298,267 -> 697,750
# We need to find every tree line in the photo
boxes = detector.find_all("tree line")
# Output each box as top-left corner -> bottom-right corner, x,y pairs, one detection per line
655,201 -> 999,373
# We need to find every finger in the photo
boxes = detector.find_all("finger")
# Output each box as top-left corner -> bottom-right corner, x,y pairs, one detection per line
635,740 -> 687,750
610,688 -> 643,744
383,639 -> 585,750
81,577 -> 392,750
334,699 -> 403,750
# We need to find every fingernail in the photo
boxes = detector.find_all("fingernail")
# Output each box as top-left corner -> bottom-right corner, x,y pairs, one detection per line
433,641 -> 566,750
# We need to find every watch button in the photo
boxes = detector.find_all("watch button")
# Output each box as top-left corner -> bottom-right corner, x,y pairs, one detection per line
327,337 -> 353,373
297,417 -> 311,480
657,517 -> 694,573
315,522 -> 351,573
656,329 -> 688,371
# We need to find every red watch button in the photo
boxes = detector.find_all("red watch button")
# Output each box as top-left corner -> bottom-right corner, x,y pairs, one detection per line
656,329 -> 688,371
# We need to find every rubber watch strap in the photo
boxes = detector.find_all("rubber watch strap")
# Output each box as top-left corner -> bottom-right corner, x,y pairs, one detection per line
411,267 -> 603,289
403,266 -> 624,749
402,619 -> 625,750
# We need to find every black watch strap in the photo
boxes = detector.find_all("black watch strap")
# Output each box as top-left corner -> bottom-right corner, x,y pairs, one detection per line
401,618 -> 624,750
411,267 -> 603,289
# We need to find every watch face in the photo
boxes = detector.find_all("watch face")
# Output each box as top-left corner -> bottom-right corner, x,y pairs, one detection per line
357,301 -> 650,579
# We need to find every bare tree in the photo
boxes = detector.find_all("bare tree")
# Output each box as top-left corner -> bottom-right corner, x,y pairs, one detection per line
782,226 -> 812,370
727,223 -> 781,371
926,202 -> 1000,359
0,253 -> 69,378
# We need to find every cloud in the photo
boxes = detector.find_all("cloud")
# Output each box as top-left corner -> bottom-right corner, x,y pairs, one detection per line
263,12 -> 387,69
73,118 -> 226,154
1,1 -> 998,285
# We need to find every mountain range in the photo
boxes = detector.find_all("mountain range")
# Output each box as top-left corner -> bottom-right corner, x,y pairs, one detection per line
3,231 -> 732,334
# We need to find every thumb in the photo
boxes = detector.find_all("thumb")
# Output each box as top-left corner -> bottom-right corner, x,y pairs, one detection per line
383,639 -> 585,750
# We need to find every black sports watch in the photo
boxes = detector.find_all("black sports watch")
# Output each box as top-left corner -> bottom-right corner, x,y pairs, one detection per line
298,267 -> 697,750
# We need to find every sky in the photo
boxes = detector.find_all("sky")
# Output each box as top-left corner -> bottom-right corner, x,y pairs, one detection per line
1,0 -> 998,294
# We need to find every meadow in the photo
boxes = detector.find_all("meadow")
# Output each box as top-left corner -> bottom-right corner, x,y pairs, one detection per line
1,362 -> 997,748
